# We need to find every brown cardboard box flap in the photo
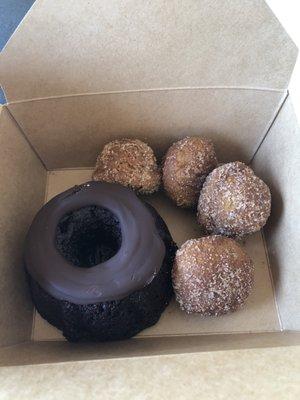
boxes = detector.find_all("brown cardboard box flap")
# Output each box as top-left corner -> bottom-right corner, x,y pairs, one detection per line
0,106 -> 46,347
7,88 -> 287,169
252,96 -> 300,330
0,0 -> 298,103
1,332 -> 300,367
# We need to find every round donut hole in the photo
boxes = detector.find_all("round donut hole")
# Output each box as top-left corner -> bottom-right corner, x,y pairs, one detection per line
55,205 -> 122,268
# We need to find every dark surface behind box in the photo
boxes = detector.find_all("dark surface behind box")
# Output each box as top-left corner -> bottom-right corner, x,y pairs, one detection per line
0,0 -> 35,103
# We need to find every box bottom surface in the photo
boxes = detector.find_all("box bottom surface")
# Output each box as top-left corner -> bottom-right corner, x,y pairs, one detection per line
32,169 -> 281,342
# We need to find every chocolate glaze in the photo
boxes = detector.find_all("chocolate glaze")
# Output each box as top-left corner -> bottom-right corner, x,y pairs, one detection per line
24,181 -> 166,304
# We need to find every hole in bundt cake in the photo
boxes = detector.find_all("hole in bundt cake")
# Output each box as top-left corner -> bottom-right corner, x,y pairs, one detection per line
55,205 -> 122,268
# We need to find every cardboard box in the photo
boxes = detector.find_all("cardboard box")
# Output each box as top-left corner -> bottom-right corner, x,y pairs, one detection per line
0,0 -> 299,366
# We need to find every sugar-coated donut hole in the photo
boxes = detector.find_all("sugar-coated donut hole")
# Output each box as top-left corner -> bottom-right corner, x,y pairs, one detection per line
56,206 -> 122,268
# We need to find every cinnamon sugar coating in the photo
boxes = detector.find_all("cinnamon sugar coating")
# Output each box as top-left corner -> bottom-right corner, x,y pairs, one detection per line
197,162 -> 271,237
172,236 -> 254,315
93,139 -> 161,194
162,137 -> 218,208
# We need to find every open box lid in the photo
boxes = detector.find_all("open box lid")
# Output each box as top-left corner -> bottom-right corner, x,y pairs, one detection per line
0,0 -> 298,103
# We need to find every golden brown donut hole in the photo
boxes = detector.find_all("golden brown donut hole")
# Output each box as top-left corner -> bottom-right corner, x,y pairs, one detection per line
172,236 -> 254,315
162,137 -> 218,208
93,139 -> 161,194
197,161 -> 271,237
